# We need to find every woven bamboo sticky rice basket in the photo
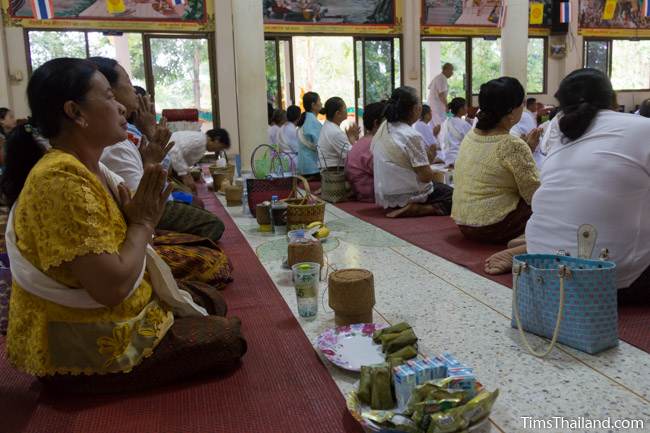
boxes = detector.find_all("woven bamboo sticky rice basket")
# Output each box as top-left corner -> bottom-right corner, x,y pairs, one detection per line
210,164 -> 236,192
283,175 -> 325,230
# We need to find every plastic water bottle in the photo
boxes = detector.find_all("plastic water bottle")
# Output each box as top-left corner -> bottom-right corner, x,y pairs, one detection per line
241,178 -> 249,216
269,195 -> 278,230
270,195 -> 288,235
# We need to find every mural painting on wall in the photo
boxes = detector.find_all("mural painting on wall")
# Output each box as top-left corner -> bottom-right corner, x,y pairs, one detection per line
421,0 -> 553,27
263,0 -> 395,25
579,0 -> 649,29
8,0 -> 206,21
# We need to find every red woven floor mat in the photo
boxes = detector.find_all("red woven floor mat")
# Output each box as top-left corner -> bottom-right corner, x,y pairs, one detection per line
336,201 -> 650,354
0,185 -> 363,433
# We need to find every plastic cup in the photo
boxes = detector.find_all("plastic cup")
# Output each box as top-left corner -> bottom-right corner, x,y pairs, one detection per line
291,262 -> 320,319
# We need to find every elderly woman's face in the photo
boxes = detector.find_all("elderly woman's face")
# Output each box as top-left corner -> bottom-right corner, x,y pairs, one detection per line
111,65 -> 138,117
77,72 -> 128,146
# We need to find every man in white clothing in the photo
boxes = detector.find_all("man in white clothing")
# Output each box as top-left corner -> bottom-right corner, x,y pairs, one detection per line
510,97 -> 538,137
427,63 -> 454,127
318,97 -> 359,169
511,97 -> 544,167
168,128 -> 231,191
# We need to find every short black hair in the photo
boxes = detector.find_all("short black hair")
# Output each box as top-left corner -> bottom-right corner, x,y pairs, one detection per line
271,109 -> 287,125
362,101 -> 386,132
324,97 -> 345,121
420,104 -> 432,119
286,105 -> 301,122
134,85 -> 147,96
526,97 -> 537,109
87,57 -> 119,86
0,108 -> 9,120
206,128 -> 231,148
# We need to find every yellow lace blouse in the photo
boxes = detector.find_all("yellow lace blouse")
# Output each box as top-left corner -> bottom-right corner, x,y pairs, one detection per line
451,130 -> 540,227
6,150 -> 173,376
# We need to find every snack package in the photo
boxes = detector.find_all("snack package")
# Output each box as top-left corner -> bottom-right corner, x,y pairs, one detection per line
446,369 -> 477,396
406,383 -> 469,415
373,322 -> 411,344
393,365 -> 417,409
461,389 -> 499,425
440,352 -> 463,368
358,365 -> 373,404
423,357 -> 448,380
385,328 -> 418,354
426,406 -> 470,433
362,410 -> 395,425
371,365 -> 395,410
407,359 -> 433,385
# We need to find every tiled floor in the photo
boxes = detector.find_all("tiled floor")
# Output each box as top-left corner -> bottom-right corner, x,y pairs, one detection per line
221,198 -> 650,433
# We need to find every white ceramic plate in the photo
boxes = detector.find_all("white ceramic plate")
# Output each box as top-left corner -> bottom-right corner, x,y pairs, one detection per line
316,323 -> 387,372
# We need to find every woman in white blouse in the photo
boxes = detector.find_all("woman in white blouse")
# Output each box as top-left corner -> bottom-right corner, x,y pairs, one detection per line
486,69 -> 650,304
373,86 -> 453,218
440,97 -> 472,168
317,97 -> 359,169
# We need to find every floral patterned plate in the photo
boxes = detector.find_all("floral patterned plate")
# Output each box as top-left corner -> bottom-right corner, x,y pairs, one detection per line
316,323 -> 388,372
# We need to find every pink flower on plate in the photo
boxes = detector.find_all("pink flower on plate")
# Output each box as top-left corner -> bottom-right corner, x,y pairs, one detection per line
338,325 -> 352,334
321,349 -> 336,356
361,323 -> 376,336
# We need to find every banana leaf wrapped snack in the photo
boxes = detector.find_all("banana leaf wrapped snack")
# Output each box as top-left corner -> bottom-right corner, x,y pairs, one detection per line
370,365 -> 394,410
358,365 -> 373,404
357,363 -> 396,410
387,345 -> 418,365
373,322 -> 411,344
385,328 -> 418,354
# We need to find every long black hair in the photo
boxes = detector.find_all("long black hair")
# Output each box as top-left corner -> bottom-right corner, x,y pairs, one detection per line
384,86 -> 420,123
555,68 -> 614,140
297,91 -> 320,127
475,77 -> 525,131
0,58 -> 98,206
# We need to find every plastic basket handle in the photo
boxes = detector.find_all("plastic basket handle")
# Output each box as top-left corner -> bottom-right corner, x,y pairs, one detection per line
512,263 -> 567,358
250,144 -> 276,179
270,147 -> 297,176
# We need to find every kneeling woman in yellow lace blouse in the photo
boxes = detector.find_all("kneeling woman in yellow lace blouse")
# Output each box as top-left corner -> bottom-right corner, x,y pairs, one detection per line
451,77 -> 541,246
1,58 -> 246,394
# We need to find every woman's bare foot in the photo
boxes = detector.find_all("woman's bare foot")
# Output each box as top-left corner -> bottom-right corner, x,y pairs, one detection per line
386,203 -> 445,218
507,235 -> 526,249
484,245 -> 527,275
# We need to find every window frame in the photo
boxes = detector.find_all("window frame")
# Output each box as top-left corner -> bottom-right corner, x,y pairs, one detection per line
468,36 -> 548,96
583,37 -> 650,93
582,38 -> 612,77
23,28 -> 220,123
421,36 -> 548,99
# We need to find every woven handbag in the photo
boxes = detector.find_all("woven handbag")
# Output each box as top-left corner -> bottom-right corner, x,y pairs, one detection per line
319,149 -> 350,204
246,145 -> 296,215
511,225 -> 618,356
283,175 -> 326,230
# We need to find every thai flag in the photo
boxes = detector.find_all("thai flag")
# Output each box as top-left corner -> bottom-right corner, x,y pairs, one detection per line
643,0 -> 649,17
170,0 -> 185,5
30,0 -> 54,19
559,1 -> 571,24
497,4 -> 507,28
